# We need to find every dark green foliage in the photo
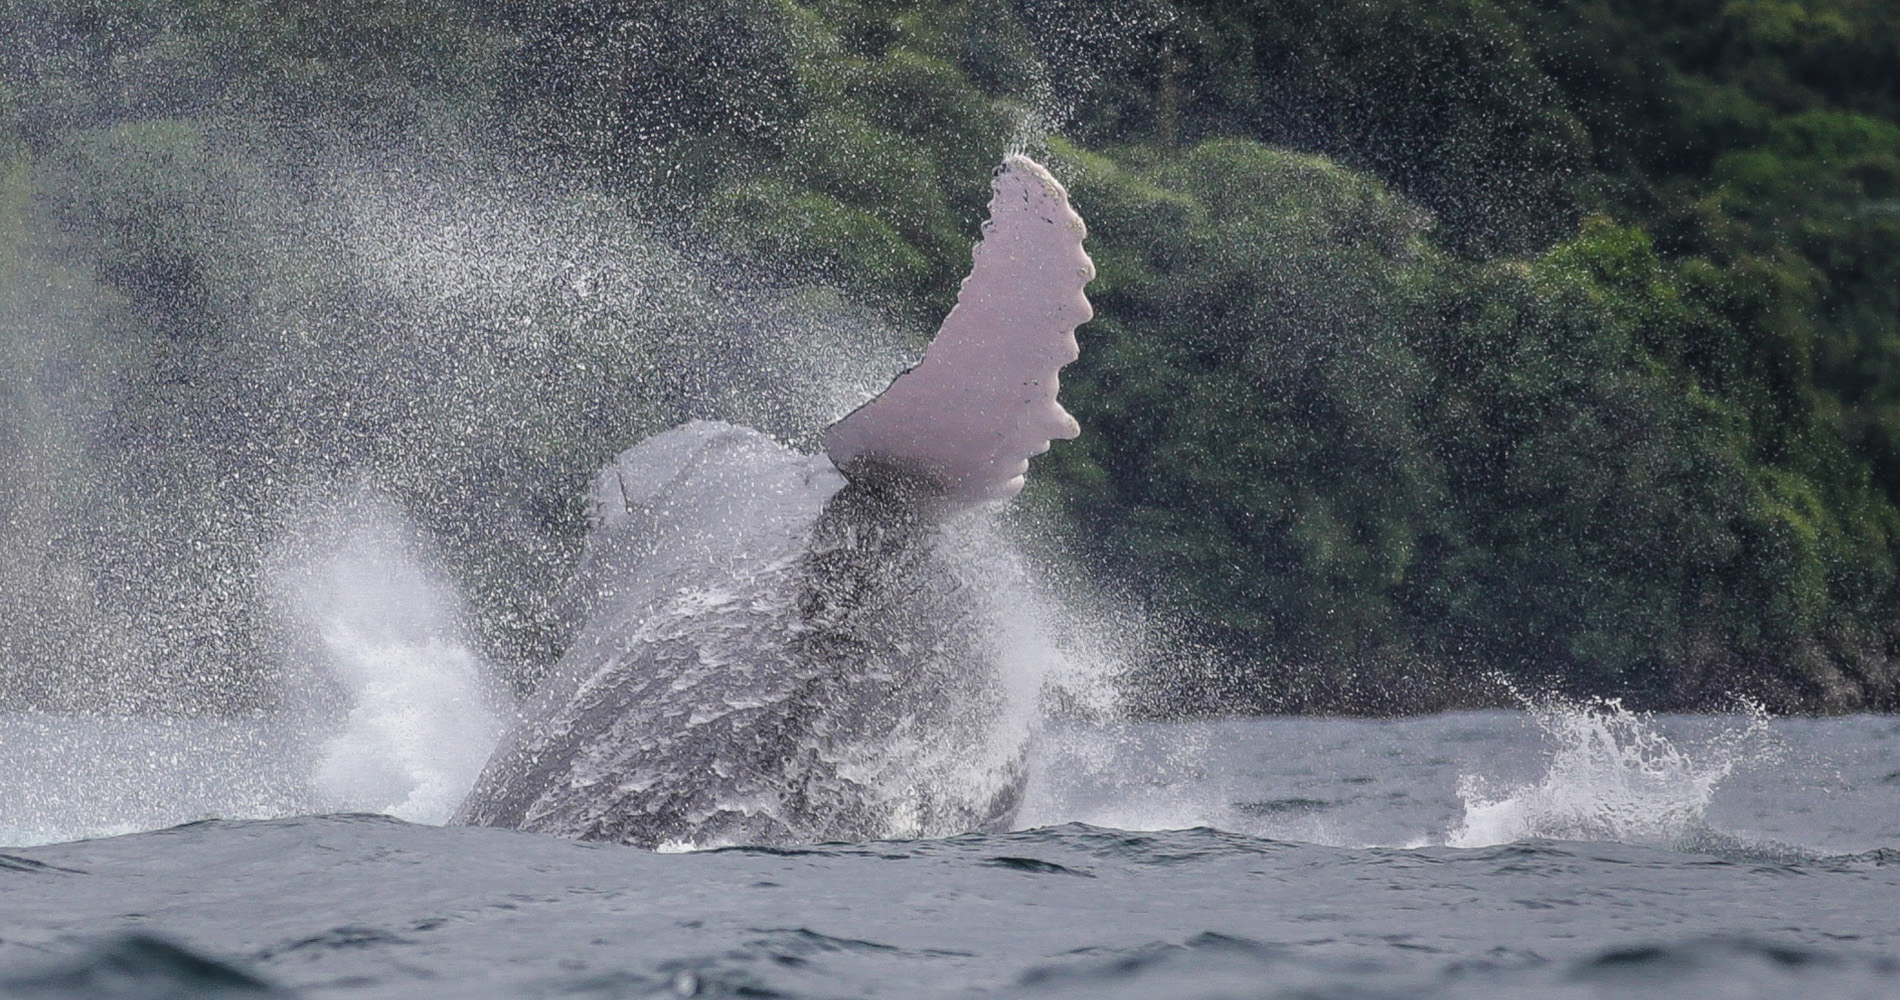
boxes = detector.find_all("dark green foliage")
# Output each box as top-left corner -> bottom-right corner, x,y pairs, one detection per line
1415,221 -> 1898,710
1052,142 -> 1899,713
1021,0 -> 1593,254
4,0 -> 1900,714
1043,140 -> 1449,710
0,0 -> 499,151
488,0 -> 803,187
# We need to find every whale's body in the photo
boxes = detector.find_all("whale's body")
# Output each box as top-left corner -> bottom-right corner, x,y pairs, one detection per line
454,156 -> 1092,847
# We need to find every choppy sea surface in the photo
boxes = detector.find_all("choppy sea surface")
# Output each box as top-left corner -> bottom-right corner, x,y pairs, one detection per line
2,709 -> 1898,999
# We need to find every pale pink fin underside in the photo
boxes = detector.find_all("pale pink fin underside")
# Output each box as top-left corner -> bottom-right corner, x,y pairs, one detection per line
823,154 -> 1094,501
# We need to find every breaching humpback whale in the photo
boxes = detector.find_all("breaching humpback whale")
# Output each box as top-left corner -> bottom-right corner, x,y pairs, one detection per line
453,155 -> 1093,848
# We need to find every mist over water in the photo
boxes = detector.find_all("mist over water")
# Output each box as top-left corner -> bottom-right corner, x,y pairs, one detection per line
1,118 -> 921,716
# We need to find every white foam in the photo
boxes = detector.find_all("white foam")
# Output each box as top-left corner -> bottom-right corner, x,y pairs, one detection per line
284,493 -> 504,824
1449,697 -> 1775,848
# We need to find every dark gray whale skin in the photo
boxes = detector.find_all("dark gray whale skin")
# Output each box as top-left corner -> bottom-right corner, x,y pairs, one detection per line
452,421 -> 1026,849
455,157 -> 1091,848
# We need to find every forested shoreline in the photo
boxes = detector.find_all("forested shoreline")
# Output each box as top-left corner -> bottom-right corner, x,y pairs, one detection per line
2,0 -> 1898,714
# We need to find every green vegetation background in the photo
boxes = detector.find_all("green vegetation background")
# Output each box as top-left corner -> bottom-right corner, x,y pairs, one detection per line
2,0 -> 1897,714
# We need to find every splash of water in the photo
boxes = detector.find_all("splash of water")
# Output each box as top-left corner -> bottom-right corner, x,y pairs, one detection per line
277,491 -> 504,824
1449,697 -> 1777,848
0,119 -> 922,716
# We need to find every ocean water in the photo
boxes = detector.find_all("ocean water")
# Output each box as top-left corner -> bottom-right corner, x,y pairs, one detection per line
2,708 -> 1898,999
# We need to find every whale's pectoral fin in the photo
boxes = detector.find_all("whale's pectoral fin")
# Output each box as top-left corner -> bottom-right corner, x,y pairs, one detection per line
823,154 -> 1094,502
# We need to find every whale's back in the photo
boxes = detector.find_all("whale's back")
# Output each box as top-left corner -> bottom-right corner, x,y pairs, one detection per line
456,154 -> 1092,847
455,421 -> 1025,847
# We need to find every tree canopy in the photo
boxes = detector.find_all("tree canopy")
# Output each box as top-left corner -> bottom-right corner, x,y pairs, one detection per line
2,0 -> 1898,713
